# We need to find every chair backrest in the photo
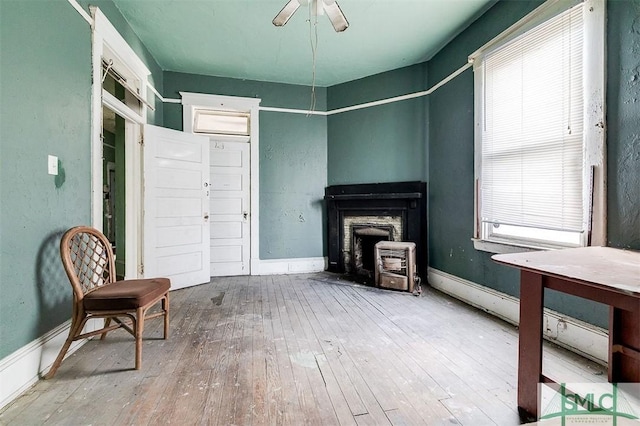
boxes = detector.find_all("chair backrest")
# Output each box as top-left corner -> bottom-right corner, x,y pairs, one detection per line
60,226 -> 116,300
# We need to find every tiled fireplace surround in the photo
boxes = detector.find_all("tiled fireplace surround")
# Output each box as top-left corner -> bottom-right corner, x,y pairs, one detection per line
325,181 -> 428,282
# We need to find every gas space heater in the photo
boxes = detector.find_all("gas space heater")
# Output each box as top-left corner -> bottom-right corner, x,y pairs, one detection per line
374,241 -> 419,293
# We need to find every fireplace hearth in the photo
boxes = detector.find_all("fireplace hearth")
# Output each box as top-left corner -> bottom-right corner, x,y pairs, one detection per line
325,181 -> 428,284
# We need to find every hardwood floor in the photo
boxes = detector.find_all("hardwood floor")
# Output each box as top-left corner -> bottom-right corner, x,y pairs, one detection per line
0,273 -> 606,425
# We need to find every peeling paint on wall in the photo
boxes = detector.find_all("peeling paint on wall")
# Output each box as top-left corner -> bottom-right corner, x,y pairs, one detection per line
607,0 -> 640,250
632,13 -> 640,35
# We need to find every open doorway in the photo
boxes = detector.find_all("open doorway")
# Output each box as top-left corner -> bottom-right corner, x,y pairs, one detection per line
100,60 -> 146,280
102,106 -> 125,279
92,7 -> 151,279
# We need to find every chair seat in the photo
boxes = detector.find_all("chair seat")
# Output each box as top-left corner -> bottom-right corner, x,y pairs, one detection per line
84,278 -> 171,311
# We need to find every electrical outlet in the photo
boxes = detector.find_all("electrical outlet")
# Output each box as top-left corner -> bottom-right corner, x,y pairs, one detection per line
48,155 -> 58,175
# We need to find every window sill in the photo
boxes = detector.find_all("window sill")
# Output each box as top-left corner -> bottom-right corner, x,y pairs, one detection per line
472,238 -> 549,255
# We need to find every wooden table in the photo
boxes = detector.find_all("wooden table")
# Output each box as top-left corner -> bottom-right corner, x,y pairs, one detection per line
492,246 -> 640,422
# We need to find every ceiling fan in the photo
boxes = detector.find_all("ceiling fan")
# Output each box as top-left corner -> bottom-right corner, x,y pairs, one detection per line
273,0 -> 349,32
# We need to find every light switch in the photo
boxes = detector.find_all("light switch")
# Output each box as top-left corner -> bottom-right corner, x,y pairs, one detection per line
48,155 -> 58,175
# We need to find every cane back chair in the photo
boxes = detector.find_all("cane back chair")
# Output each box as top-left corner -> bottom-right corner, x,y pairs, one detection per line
45,226 -> 170,379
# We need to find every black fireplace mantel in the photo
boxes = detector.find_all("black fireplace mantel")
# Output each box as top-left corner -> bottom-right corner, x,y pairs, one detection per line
325,181 -> 428,280
325,192 -> 422,201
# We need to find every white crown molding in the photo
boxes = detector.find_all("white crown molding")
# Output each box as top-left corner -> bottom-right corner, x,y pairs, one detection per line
67,0 -> 92,24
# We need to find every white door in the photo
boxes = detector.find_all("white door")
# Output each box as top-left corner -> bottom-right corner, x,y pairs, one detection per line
209,139 -> 250,276
143,124 -> 210,290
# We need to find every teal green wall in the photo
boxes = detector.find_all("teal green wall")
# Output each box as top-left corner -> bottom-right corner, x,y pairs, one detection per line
428,1 -> 542,298
0,0 -> 163,360
260,112 -> 327,258
326,64 -> 428,185
606,0 -> 640,249
427,0 -> 640,328
0,0 -> 92,359
163,72 -> 328,259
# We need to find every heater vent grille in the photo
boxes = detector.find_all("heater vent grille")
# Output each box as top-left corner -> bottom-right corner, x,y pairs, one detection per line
375,241 -> 417,293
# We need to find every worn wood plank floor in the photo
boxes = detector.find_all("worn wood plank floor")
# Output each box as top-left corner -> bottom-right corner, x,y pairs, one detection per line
0,273 -> 606,425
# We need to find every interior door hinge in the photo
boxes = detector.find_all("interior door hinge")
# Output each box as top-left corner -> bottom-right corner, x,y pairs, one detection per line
139,135 -> 144,146
139,264 -> 144,276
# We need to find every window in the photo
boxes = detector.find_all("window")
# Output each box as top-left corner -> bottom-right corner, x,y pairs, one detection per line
471,0 -> 605,252
193,109 -> 250,136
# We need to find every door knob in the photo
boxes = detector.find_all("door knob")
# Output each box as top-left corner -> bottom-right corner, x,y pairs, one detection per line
204,214 -> 209,220
243,212 -> 248,220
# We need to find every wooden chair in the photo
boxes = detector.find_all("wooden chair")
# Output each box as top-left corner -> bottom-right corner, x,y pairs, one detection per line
45,226 -> 170,379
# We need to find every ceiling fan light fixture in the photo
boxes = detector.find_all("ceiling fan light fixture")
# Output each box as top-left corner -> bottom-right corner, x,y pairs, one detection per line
322,0 -> 349,32
273,0 -> 301,27
272,0 -> 348,32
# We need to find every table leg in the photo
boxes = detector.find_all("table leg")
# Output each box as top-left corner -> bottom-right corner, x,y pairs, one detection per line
518,271 -> 544,422
609,303 -> 640,383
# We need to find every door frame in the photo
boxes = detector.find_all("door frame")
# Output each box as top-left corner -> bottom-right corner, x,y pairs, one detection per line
91,8 -> 150,279
180,92 -> 261,275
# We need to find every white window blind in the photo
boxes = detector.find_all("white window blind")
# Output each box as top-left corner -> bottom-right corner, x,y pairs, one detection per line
480,4 -> 585,239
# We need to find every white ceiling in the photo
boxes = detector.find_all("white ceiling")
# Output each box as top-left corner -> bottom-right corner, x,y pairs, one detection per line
112,0 -> 496,87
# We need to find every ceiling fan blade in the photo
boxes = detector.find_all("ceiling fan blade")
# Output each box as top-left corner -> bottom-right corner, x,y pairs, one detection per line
273,0 -> 301,27
322,0 -> 349,32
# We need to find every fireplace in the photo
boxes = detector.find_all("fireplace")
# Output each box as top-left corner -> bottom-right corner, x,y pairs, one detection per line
350,223 -> 395,278
325,181 -> 428,283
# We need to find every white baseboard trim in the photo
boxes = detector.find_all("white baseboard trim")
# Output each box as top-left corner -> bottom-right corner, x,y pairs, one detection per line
0,319 -> 101,411
427,267 -> 608,365
253,257 -> 327,275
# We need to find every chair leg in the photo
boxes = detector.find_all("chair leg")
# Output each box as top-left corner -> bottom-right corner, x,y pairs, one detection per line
162,294 -> 170,339
101,317 -> 112,340
44,315 -> 86,379
135,307 -> 144,370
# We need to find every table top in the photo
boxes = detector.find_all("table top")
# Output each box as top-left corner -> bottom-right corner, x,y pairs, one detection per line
492,246 -> 640,295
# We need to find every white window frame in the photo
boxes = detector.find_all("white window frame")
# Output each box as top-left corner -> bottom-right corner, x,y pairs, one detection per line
470,0 -> 606,254
193,109 -> 251,136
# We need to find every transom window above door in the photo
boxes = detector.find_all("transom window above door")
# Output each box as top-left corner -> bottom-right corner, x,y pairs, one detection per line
193,109 -> 251,136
